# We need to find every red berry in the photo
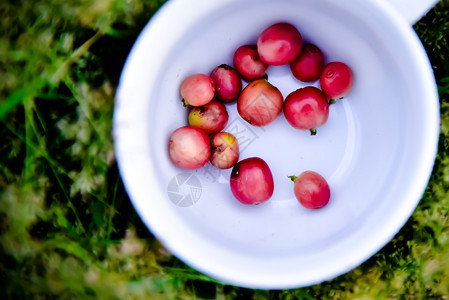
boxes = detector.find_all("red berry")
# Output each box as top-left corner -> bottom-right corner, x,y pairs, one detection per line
210,64 -> 242,103
188,100 -> 229,134
289,171 -> 330,209
257,22 -> 303,66
237,79 -> 283,127
320,62 -> 354,100
210,132 -> 239,169
169,126 -> 210,170
180,73 -> 215,106
283,86 -> 329,135
290,43 -> 324,82
233,45 -> 268,81
230,157 -> 274,205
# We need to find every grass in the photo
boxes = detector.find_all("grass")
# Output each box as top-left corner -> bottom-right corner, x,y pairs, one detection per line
0,0 -> 448,298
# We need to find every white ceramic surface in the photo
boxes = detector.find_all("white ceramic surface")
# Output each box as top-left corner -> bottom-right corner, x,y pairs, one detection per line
389,0 -> 440,24
113,0 -> 440,289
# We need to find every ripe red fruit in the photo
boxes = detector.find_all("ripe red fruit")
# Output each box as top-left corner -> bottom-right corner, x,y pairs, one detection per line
283,86 -> 329,135
188,100 -> 229,134
289,171 -> 330,209
210,132 -> 239,169
168,126 -> 210,170
230,157 -> 274,205
210,64 -> 242,103
257,22 -> 303,66
237,79 -> 283,127
180,73 -> 215,106
233,45 -> 268,81
320,62 -> 354,100
290,43 -> 324,82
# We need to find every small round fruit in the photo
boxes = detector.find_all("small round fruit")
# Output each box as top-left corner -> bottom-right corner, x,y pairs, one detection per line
290,43 -> 324,82
320,62 -> 354,100
168,126 -> 210,170
188,100 -> 229,134
180,73 -> 215,106
230,157 -> 274,205
210,64 -> 242,103
237,79 -> 283,127
283,86 -> 329,135
289,171 -> 330,209
233,45 -> 269,81
210,132 -> 239,169
257,22 -> 303,66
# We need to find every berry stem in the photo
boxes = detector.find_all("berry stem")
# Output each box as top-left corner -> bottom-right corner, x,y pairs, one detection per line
182,99 -> 190,107
288,175 -> 298,183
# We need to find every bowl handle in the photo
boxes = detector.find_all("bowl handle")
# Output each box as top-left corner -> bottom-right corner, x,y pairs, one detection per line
387,0 -> 440,24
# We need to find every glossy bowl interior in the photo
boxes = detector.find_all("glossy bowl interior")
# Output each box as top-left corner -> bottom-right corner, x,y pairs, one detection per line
113,0 -> 439,289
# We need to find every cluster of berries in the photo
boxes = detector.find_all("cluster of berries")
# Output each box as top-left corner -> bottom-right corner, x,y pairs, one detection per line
169,22 -> 353,209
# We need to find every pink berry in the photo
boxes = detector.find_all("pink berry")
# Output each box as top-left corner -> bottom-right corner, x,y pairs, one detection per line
188,100 -> 229,134
168,126 -> 210,170
257,22 -> 303,66
290,43 -> 324,82
230,157 -> 274,205
210,132 -> 239,169
180,73 -> 215,107
320,62 -> 354,100
237,79 -> 283,127
289,171 -> 330,209
233,45 -> 268,81
210,64 -> 242,103
283,86 -> 329,135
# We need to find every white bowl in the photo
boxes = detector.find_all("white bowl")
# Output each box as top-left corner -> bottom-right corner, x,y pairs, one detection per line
113,0 -> 440,289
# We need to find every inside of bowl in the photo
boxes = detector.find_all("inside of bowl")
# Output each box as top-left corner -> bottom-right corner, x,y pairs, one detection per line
115,0 -> 439,289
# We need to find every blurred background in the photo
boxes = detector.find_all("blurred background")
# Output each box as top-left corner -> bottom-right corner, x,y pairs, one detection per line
0,0 -> 448,298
